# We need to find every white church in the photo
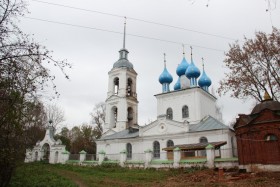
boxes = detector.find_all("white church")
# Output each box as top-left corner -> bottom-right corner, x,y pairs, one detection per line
96,23 -> 236,161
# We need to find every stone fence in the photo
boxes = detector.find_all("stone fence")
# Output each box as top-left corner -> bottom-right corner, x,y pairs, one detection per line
66,146 -> 238,169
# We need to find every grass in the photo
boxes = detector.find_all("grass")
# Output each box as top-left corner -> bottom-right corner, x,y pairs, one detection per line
9,163 -> 179,187
9,163 -> 77,187
10,162 -> 280,187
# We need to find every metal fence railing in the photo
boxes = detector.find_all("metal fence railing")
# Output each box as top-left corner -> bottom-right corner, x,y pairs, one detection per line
69,154 -> 79,160
85,154 -> 97,161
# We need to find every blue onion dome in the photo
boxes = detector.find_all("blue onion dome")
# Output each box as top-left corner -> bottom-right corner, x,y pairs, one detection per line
185,59 -> 201,79
159,67 -> 173,84
174,77 -> 181,90
198,70 -> 212,87
176,57 -> 189,76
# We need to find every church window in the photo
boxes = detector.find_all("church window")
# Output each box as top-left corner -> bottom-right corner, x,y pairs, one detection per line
166,108 -> 173,120
182,105 -> 189,118
127,107 -> 133,127
265,134 -> 278,141
127,143 -> 132,159
35,151 -> 38,161
199,137 -> 208,157
112,107 -> 118,128
153,141 -> 160,158
114,77 -> 119,95
167,140 -> 174,147
127,78 -> 132,96
200,137 -> 208,143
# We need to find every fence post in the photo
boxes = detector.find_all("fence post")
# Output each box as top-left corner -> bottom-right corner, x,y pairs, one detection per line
206,144 -> 215,168
120,150 -> 127,167
144,149 -> 152,168
79,150 -> 87,163
98,150 -> 106,165
173,147 -> 181,168
61,151 -> 70,164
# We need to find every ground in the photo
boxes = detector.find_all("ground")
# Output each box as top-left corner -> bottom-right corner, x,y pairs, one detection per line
9,163 -> 280,187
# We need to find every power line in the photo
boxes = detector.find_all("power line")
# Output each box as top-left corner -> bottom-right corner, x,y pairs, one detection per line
22,16 -> 225,52
31,0 -> 237,41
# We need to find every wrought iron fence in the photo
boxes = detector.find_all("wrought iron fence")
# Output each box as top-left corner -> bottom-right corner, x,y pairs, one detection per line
85,154 -> 97,161
69,154 -> 79,160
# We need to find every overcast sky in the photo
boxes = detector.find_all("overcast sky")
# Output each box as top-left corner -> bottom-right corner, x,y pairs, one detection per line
19,0 -> 280,128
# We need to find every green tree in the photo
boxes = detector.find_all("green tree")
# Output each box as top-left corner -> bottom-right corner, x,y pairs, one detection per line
218,28 -> 280,101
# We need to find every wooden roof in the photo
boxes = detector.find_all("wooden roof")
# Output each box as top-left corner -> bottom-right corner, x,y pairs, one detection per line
162,141 -> 227,151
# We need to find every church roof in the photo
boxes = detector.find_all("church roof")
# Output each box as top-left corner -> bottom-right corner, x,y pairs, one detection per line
100,116 -> 230,141
189,116 -> 230,132
99,128 -> 139,140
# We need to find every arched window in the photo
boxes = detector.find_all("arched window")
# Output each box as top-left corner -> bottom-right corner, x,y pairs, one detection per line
35,151 -> 38,161
126,143 -> 132,159
114,77 -> 119,95
200,137 -> 208,143
127,107 -> 133,127
182,105 -> 189,118
166,108 -> 173,120
54,151 -> 59,163
153,141 -> 160,158
167,140 -> 174,147
127,78 -> 132,96
200,137 -> 208,157
265,134 -> 278,141
111,107 -> 118,128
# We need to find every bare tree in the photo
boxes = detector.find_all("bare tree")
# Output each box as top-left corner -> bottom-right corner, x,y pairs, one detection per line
0,0 -> 70,185
45,104 -> 65,129
218,27 -> 280,102
90,102 -> 105,138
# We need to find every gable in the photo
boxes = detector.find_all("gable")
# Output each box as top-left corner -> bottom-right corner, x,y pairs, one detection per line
140,119 -> 187,137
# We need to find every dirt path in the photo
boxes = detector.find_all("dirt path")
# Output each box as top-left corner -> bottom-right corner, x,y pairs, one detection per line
51,168 -> 88,187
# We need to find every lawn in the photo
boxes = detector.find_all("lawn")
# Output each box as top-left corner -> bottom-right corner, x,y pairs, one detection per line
9,163 -> 176,187
9,163 -> 280,187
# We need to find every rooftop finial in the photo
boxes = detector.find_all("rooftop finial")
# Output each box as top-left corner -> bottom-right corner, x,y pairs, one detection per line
123,16 -> 127,49
264,91 -> 272,100
190,46 -> 193,61
182,44 -> 185,57
201,57 -> 205,71
164,53 -> 166,68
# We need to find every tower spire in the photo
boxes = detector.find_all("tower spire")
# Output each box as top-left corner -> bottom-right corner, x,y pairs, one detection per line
201,57 -> 205,71
182,44 -> 185,57
123,17 -> 126,49
164,53 -> 166,68
190,46 -> 193,61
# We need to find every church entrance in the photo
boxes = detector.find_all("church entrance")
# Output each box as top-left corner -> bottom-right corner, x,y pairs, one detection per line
42,143 -> 50,162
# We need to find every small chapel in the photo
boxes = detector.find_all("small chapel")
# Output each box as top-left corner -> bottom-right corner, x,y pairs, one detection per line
234,93 -> 280,171
25,121 -> 68,164
96,23 -> 236,161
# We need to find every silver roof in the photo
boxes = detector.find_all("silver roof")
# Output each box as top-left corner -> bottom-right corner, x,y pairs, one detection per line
99,128 -> 139,140
100,116 -> 230,141
189,116 -> 230,132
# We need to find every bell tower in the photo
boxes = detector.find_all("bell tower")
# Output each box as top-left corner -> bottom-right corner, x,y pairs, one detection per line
104,19 -> 138,133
